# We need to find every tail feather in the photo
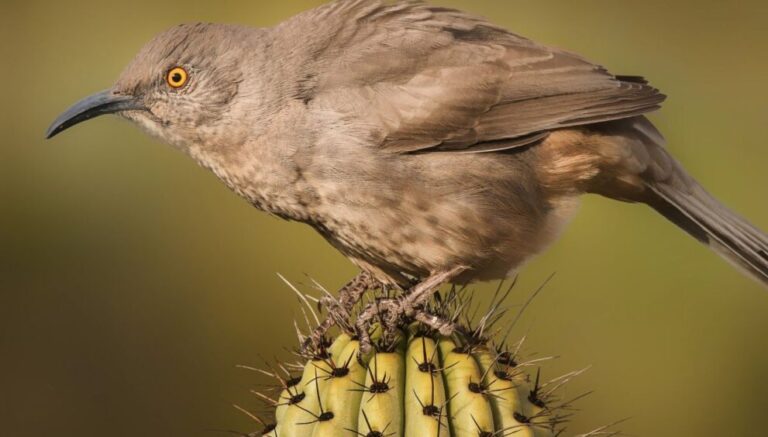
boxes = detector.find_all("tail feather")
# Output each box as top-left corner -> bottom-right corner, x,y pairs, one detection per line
597,116 -> 768,286
647,180 -> 768,286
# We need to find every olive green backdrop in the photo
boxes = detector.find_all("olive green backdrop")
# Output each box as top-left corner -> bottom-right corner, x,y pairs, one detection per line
1,1 -> 766,436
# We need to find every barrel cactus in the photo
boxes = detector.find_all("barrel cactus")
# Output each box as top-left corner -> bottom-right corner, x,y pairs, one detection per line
238,281 -> 614,437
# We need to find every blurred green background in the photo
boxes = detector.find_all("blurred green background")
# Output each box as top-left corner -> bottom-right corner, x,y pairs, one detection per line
1,1 -> 767,436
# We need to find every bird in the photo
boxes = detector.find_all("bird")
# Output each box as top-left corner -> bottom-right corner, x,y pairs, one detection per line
46,0 -> 767,351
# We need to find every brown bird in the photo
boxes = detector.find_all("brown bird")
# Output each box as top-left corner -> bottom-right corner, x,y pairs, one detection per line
47,0 -> 767,351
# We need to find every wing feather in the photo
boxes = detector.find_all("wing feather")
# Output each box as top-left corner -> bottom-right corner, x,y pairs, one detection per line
293,1 -> 665,154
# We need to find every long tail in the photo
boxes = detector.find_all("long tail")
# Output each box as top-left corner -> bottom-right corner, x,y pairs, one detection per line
647,178 -> 768,286
587,116 -> 768,286
630,119 -> 768,286
646,178 -> 768,285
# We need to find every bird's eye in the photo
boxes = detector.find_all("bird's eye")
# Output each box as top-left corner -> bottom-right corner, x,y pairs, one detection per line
166,67 -> 188,89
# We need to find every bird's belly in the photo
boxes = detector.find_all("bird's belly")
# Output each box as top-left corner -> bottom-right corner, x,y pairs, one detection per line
312,190 -> 580,284
465,195 -> 580,282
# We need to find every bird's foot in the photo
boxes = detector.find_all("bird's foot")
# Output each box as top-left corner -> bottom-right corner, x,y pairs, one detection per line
354,266 -> 468,354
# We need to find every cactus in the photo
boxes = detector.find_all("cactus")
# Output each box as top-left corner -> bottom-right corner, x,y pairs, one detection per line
237,281 -> 615,437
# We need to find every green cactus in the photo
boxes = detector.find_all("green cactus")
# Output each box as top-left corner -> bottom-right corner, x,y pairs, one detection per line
239,283 -> 612,437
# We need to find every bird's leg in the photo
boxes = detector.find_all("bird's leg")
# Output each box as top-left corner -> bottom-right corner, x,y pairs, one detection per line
400,266 -> 467,313
301,271 -> 377,355
319,271 -> 376,317
355,266 -> 468,353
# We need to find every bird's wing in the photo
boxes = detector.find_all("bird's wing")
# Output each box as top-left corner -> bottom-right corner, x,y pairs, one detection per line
291,1 -> 665,154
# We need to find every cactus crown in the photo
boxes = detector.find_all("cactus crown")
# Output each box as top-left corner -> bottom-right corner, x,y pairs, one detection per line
236,281 -> 619,437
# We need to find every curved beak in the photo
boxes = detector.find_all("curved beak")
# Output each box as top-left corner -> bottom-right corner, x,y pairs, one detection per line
45,89 -> 146,139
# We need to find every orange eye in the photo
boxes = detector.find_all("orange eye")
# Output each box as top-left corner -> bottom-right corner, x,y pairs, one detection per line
166,67 -> 188,88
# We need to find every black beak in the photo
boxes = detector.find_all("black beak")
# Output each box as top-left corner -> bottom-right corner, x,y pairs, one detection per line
46,89 -> 146,139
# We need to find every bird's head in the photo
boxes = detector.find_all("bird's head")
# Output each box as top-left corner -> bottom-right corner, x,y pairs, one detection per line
46,23 -> 252,150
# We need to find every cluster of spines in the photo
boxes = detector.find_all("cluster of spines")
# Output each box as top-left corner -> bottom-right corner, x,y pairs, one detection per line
234,280 -> 620,437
